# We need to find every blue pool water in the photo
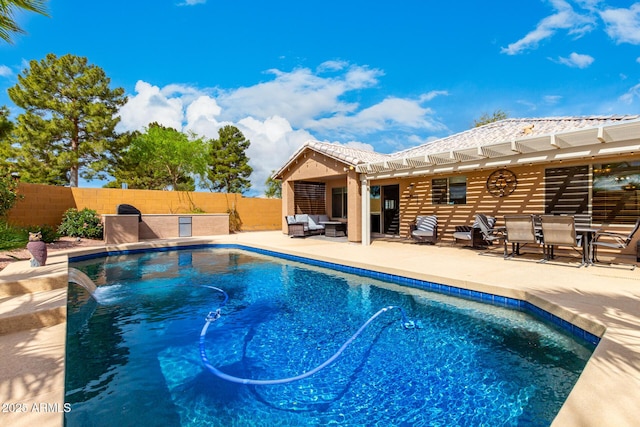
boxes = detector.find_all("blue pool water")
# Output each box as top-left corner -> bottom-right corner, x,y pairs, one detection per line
65,248 -> 595,426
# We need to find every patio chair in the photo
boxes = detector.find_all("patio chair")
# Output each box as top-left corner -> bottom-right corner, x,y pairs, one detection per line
411,215 -> 438,244
591,218 -> 640,270
452,225 -> 486,248
453,214 -> 496,248
539,215 -> 584,266
503,214 -> 542,259
474,214 -> 507,256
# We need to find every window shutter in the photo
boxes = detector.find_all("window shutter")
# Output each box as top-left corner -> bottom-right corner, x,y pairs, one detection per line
294,181 -> 326,215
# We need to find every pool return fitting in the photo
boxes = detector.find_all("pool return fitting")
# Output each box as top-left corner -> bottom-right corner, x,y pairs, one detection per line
199,286 -> 418,385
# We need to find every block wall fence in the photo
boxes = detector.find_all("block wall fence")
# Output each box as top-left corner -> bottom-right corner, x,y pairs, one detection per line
7,183 -> 282,232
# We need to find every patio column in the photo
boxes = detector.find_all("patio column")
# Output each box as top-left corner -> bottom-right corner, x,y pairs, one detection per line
361,177 -> 370,246
347,169 -> 362,242
281,179 -> 295,234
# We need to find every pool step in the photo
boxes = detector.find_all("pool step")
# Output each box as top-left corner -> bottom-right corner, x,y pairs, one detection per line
0,272 -> 68,298
0,288 -> 67,336
0,256 -> 69,336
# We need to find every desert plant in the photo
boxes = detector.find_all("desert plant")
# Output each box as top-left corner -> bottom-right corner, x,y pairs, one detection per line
228,206 -> 242,233
58,208 -> 103,239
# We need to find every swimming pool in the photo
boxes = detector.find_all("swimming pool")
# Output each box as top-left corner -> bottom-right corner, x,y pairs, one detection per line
66,246 -> 596,426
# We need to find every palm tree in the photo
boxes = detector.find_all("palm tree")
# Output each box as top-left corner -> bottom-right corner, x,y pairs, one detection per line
0,0 -> 49,44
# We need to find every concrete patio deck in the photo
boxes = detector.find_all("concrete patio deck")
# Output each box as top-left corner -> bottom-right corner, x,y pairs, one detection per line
1,231 -> 639,426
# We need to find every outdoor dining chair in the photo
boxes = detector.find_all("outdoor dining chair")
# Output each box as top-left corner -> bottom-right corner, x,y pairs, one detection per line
503,214 -> 542,259
539,215 -> 584,267
591,217 -> 640,270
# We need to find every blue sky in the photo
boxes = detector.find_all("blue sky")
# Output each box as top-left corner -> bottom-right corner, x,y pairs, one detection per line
1,0 -> 640,194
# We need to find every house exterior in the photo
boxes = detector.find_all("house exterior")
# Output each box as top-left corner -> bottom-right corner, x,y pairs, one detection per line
274,116 -> 640,254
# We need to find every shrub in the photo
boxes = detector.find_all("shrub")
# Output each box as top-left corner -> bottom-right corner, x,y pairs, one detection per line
0,220 -> 27,251
26,224 -> 60,243
0,174 -> 22,218
58,208 -> 104,239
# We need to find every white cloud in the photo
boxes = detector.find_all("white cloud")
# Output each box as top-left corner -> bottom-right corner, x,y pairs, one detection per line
317,60 -> 349,72
218,64 -> 381,127
419,90 -> 449,102
619,82 -> 640,104
555,52 -> 595,67
177,0 -> 206,6
184,95 -> 224,137
544,95 -> 563,104
118,81 -> 185,131
310,96 -> 444,136
236,115 -> 314,193
502,0 -> 596,55
116,62 -> 447,194
600,4 -> 640,44
0,65 -> 13,78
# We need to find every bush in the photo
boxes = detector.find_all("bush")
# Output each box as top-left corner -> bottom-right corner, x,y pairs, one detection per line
0,220 -> 27,251
25,224 -> 60,243
0,174 -> 22,218
58,208 -> 104,239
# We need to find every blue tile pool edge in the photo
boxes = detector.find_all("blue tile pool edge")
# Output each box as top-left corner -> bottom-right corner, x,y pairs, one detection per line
68,243 -> 601,347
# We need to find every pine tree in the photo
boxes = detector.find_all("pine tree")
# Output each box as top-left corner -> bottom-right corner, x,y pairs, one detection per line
8,53 -> 127,186
207,125 -> 252,193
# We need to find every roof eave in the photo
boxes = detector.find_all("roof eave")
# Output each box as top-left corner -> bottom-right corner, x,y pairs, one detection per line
358,119 -> 640,178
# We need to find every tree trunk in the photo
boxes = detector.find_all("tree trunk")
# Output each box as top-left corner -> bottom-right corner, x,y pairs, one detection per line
70,119 -> 79,187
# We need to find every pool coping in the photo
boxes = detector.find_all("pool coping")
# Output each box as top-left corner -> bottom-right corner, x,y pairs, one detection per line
2,233 -> 639,426
69,242 -> 602,347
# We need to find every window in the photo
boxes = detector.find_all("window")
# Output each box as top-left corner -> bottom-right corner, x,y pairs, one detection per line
593,161 -> 640,224
294,181 -> 325,214
332,187 -> 348,218
449,176 -> 467,205
432,176 -> 467,205
544,166 -> 589,215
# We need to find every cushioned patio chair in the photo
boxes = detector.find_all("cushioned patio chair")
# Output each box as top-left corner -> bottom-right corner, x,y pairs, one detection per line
452,214 -> 496,248
452,225 -> 485,248
503,214 -> 542,259
540,215 -> 584,267
474,214 -> 506,255
591,217 -> 640,270
411,215 -> 438,244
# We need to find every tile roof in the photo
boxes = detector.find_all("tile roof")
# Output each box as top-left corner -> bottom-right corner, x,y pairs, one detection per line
277,115 -> 640,178
274,140 -> 388,178
390,115 -> 640,160
304,140 -> 389,164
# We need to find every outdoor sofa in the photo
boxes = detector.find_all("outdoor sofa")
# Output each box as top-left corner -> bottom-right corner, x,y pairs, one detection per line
285,214 -> 330,237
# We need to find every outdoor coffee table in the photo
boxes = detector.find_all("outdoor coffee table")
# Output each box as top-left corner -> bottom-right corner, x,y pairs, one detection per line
320,221 -> 347,237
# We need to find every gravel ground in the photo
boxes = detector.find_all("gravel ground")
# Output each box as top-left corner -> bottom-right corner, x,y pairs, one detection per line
0,237 -> 104,272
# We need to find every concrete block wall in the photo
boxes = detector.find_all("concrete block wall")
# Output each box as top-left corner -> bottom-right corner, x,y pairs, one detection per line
7,183 -> 281,232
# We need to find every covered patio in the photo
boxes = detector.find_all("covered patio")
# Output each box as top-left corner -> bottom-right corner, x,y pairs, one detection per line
276,117 -> 640,265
